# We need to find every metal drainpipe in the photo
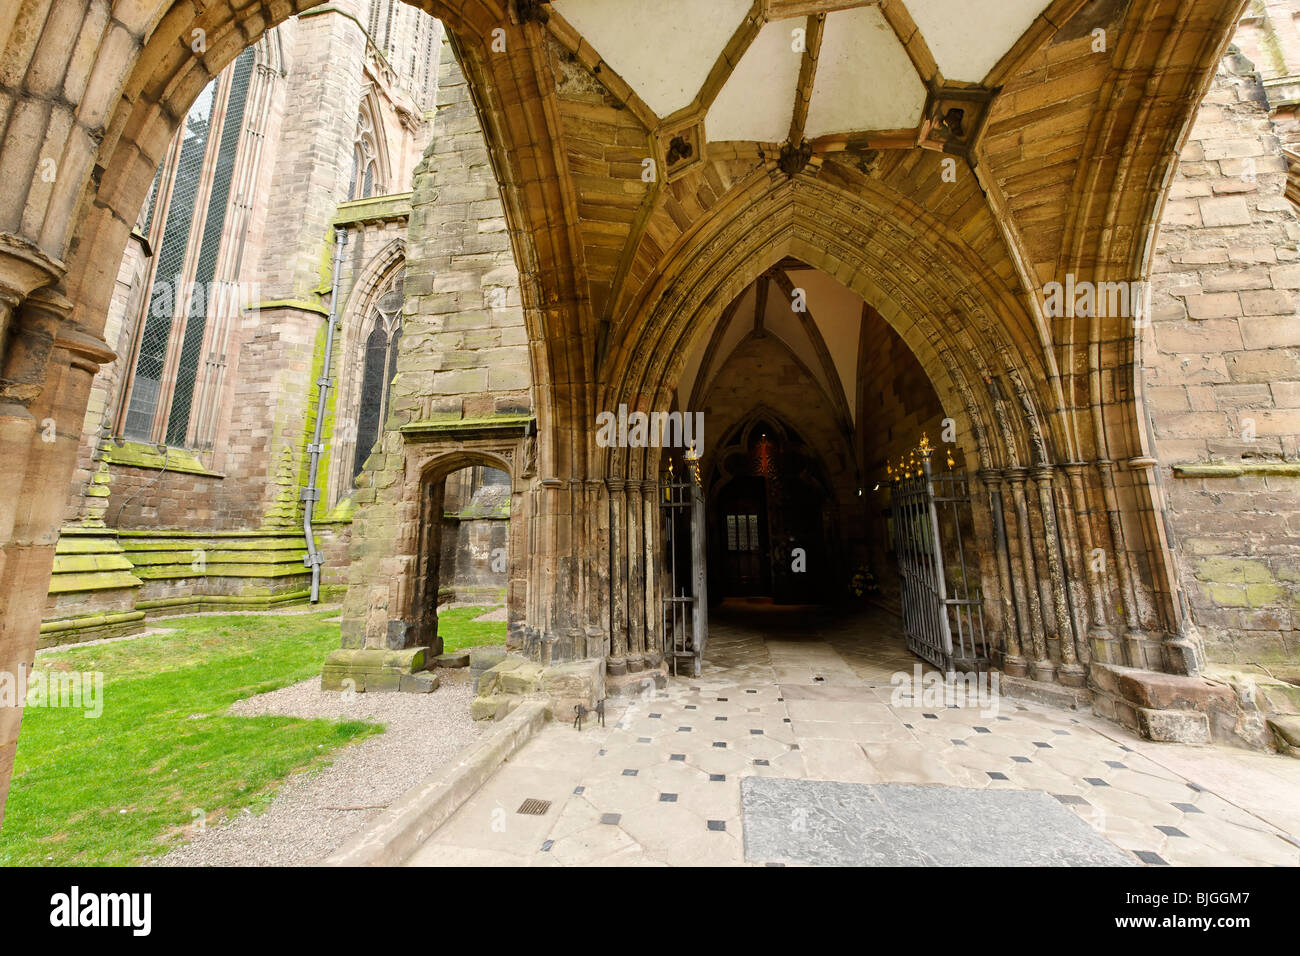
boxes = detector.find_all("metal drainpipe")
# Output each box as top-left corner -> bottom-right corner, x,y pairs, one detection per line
303,227 -> 347,602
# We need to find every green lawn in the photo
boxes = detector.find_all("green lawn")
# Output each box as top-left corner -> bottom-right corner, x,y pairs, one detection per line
436,605 -> 507,653
0,603 -> 508,866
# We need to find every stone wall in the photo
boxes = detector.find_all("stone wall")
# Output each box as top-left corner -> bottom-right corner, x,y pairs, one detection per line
338,37 -> 533,651
41,9 -> 434,639
1147,49 -> 1300,668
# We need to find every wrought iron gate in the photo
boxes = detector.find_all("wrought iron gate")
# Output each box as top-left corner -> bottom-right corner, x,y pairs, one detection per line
890,458 -> 988,673
661,469 -> 707,677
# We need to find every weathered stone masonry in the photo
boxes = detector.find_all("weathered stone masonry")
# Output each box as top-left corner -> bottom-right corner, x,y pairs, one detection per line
3,0 -> 1300,826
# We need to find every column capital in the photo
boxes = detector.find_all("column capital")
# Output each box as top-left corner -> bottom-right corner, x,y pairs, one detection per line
0,233 -> 65,302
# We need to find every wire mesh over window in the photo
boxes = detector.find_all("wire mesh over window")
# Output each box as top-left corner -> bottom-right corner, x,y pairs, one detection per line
351,271 -> 405,483
167,47 -> 254,446
123,49 -> 254,446
122,80 -> 216,441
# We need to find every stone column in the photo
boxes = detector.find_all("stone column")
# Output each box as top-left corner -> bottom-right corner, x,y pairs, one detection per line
1096,459 -> 1144,668
1064,462 -> 1119,664
606,477 -> 628,674
979,470 -> 1025,674
1006,468 -> 1052,681
1034,465 -> 1084,686
626,479 -> 646,670
641,479 -> 661,668
585,478 -> 609,660
0,263 -> 113,827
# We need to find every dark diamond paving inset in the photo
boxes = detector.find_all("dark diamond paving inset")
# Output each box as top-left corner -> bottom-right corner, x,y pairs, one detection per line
1053,730 -> 1070,736
713,742 -> 727,748
622,769 -> 638,776
1033,742 -> 1052,748
987,772 -> 1009,781
1172,802 -> 1203,814
650,713 -> 661,719
1011,756 -> 1031,763
952,739 -> 968,746
754,759 -> 770,766
1156,825 -> 1188,837
573,786 -> 585,795
670,754 -> 685,761
659,793 -> 678,802
709,774 -> 725,782
923,714 -> 938,720
637,737 -> 651,743
716,716 -> 728,721
974,727 -> 991,734
1134,850 -> 1168,865
750,729 -> 764,735
707,820 -> 726,831
600,813 -> 621,825
541,840 -> 554,852
1105,761 -> 1127,769
678,727 -> 691,732
1054,794 -> 1089,806
741,779 -> 1133,866
1085,778 -> 1109,787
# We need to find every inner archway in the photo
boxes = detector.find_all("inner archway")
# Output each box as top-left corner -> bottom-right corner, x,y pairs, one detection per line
678,264 -> 958,660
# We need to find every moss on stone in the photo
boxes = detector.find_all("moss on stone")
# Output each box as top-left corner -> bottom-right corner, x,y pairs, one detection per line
102,441 -> 222,477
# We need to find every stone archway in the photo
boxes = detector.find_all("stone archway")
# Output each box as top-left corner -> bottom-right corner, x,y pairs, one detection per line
0,0 -> 1257,825
345,417 -> 534,652
0,0 -> 582,823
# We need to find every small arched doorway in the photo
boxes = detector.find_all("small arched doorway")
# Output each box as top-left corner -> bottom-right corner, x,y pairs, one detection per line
409,452 -> 516,654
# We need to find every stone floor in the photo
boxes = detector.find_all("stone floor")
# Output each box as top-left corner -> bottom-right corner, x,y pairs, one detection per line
405,606 -> 1300,867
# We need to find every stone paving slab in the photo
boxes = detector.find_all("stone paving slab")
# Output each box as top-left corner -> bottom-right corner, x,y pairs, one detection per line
740,778 -> 1136,866
404,612 -> 1300,868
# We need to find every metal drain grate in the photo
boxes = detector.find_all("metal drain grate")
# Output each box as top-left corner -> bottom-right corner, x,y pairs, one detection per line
517,798 -> 552,816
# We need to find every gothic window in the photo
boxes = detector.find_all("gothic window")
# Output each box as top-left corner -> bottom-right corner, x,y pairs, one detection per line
352,271 -> 405,482
348,107 -> 380,201
122,47 -> 256,445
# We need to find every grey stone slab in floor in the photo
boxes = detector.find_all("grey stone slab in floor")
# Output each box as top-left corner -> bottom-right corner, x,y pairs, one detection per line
741,778 -> 1136,867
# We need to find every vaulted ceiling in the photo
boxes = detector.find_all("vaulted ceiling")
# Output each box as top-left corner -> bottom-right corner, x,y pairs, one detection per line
548,0 -> 1056,147
678,262 -> 864,430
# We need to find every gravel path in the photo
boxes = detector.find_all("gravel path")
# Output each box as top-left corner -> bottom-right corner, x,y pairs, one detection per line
155,669 -> 484,867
